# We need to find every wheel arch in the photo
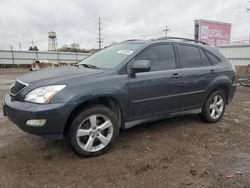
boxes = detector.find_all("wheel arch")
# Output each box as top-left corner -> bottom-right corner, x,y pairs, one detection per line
205,84 -> 230,105
63,96 -> 124,137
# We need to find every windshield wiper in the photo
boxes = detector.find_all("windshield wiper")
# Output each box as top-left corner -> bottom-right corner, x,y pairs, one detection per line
78,64 -> 99,69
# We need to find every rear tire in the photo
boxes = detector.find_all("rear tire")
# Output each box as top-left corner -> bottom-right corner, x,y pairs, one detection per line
66,105 -> 119,157
200,90 -> 226,123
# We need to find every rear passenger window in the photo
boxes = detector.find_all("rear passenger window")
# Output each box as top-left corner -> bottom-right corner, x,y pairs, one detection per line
135,44 -> 176,71
179,45 -> 202,68
205,51 -> 221,65
200,49 -> 212,66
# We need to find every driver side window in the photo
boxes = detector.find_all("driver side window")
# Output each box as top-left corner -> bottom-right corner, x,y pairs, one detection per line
135,44 -> 176,71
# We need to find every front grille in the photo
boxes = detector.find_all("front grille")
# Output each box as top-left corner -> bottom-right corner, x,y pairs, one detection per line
10,80 -> 28,96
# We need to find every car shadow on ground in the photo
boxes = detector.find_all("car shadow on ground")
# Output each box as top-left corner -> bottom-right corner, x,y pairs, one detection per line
120,114 -> 202,134
37,114 -> 205,157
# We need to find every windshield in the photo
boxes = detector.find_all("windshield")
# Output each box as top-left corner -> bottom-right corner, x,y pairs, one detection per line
78,43 -> 144,69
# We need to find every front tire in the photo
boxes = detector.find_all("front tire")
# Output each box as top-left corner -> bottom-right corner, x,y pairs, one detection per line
200,90 -> 226,123
67,105 -> 119,157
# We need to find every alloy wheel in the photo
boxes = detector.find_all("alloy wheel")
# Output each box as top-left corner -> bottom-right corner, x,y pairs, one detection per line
76,114 -> 113,152
209,95 -> 224,120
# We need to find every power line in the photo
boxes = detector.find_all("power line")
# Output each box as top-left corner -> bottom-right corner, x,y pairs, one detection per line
97,17 -> 103,49
171,1 -> 246,31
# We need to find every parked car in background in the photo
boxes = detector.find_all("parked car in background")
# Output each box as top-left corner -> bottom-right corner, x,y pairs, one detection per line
3,37 -> 236,157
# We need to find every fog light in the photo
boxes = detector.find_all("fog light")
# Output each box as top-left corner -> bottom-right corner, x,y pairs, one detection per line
26,119 -> 46,127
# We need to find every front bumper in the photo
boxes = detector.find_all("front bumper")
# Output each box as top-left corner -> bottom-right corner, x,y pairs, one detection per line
3,95 -> 76,139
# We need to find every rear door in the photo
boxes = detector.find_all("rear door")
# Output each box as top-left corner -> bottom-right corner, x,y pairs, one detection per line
177,44 -> 214,110
128,43 -> 182,121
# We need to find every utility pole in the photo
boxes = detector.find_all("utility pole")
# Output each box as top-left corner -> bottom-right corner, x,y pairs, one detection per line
19,42 -> 22,51
162,25 -> 170,37
247,1 -> 250,43
31,40 -> 35,48
97,17 -> 103,50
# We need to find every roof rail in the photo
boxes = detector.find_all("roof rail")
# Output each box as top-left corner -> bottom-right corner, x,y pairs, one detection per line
122,39 -> 141,42
154,37 -> 208,45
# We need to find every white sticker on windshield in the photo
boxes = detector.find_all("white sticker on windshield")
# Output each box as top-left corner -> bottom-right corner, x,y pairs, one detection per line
117,50 -> 134,55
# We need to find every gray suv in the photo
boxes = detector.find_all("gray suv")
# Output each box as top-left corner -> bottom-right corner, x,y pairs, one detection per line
3,38 -> 236,156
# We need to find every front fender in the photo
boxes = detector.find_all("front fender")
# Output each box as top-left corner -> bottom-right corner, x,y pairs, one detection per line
53,74 -> 129,119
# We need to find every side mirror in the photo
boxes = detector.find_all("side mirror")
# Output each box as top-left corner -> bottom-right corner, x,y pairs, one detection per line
132,60 -> 151,73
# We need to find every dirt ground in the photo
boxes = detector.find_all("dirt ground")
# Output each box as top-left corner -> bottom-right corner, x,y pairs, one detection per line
0,68 -> 250,188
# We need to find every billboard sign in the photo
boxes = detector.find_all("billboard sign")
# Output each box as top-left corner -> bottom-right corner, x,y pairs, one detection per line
195,19 -> 231,46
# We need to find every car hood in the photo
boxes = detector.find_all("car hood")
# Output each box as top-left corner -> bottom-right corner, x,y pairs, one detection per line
18,66 -> 105,85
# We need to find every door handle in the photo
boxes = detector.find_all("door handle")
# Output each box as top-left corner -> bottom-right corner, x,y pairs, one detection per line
210,70 -> 215,74
171,73 -> 180,79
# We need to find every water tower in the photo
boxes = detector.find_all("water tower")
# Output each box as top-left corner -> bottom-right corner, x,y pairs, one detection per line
48,31 -> 58,51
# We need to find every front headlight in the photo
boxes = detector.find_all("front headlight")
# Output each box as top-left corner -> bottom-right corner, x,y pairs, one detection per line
24,85 -> 66,104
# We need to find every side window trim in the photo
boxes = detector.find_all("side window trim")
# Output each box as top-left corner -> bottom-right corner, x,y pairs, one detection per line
199,48 -> 213,66
177,43 -> 202,69
173,43 -> 181,69
132,43 -> 178,72
202,49 -> 221,65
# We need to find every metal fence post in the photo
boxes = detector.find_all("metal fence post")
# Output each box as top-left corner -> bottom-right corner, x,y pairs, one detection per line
35,51 -> 38,60
10,46 -> 15,66
57,51 -> 60,63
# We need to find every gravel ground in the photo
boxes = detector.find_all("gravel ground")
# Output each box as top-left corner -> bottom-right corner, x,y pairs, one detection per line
0,68 -> 250,188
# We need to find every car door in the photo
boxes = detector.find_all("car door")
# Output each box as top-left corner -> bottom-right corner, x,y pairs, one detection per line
128,43 -> 182,121
177,44 -> 214,110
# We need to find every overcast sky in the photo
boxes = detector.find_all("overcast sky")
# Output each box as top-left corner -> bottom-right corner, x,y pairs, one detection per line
0,0 -> 249,51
